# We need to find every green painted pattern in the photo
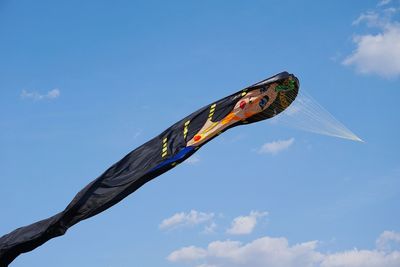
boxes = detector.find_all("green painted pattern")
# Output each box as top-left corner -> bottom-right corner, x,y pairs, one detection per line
275,79 -> 296,92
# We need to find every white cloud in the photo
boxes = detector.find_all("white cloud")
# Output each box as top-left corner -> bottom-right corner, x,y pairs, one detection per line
343,3 -> 400,78
376,230 -> 400,250
226,211 -> 267,235
167,231 -> 400,267
185,155 -> 201,165
21,88 -> 60,100
258,138 -> 294,155
203,222 -> 217,234
378,0 -> 392,7
159,210 -> 214,230
343,25 -> 400,77
321,249 -> 400,267
167,246 -> 207,262
352,12 -> 382,27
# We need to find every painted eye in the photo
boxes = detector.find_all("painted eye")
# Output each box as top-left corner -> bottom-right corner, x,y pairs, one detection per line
259,96 -> 269,109
239,100 -> 247,109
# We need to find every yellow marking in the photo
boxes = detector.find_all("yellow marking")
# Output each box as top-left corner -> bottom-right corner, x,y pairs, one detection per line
208,104 -> 216,119
171,162 -> 177,166
162,137 -> 168,157
183,120 -> 190,139
203,122 -> 219,134
242,92 -> 247,96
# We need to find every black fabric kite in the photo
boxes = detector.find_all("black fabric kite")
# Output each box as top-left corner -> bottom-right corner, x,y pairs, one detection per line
0,71 -> 299,266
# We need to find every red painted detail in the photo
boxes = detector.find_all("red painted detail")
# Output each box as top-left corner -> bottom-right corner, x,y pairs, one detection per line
194,135 -> 201,142
239,100 -> 246,109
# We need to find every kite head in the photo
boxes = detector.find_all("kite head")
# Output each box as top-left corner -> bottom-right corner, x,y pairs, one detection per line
234,72 -> 299,124
187,72 -> 299,147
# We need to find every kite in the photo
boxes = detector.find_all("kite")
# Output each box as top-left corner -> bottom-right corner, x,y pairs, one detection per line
0,71 -> 299,266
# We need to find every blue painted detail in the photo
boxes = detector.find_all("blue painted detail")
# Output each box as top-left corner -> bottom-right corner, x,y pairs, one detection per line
259,96 -> 269,109
150,146 -> 195,172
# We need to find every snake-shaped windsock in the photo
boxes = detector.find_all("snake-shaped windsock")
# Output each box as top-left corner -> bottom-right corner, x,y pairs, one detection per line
0,71 -> 299,266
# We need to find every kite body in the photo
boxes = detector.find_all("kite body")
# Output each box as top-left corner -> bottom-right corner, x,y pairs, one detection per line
0,71 -> 299,266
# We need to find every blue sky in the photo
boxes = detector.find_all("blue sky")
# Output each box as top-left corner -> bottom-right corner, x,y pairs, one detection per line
1,0 -> 399,266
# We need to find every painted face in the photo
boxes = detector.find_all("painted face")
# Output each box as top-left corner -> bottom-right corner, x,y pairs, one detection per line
232,84 -> 278,120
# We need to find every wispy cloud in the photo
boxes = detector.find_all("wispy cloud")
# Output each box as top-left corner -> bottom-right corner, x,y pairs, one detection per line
258,138 -> 294,155
378,0 -> 391,7
185,155 -> 201,165
202,222 -> 217,234
167,231 -> 400,267
159,210 -> 214,231
21,88 -> 61,100
376,230 -> 400,250
132,129 -> 143,140
226,211 -> 267,235
343,2 -> 400,78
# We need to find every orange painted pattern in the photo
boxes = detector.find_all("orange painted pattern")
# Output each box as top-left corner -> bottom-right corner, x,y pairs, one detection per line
221,113 -> 241,125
